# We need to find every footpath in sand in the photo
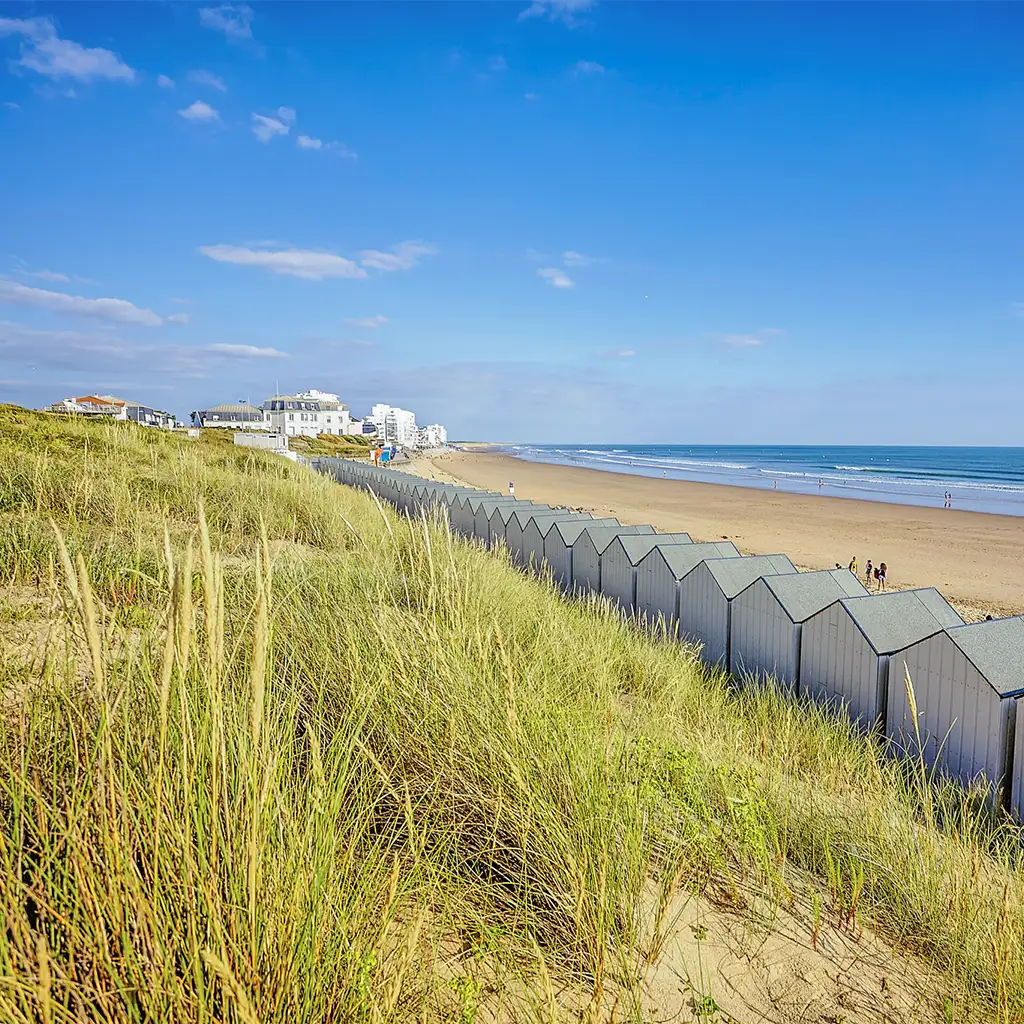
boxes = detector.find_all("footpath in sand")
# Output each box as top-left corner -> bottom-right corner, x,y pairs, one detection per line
407,449 -> 1024,623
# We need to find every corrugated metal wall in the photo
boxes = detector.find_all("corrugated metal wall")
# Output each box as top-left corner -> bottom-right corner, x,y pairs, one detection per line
572,533 -> 602,595
635,549 -> 678,635
599,544 -> 636,612
544,536 -> 573,589
677,563 -> 729,667
888,633 -> 1010,800
800,604 -> 886,729
729,579 -> 801,690
1013,700 -> 1024,820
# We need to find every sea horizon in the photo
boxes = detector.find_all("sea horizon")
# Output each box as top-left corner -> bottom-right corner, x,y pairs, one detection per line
479,443 -> 1024,517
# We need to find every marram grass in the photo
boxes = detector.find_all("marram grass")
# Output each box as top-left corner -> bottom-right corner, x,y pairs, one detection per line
0,405 -> 1022,1022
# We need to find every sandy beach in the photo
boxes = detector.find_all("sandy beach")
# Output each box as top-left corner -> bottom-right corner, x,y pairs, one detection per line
409,449 -> 1024,622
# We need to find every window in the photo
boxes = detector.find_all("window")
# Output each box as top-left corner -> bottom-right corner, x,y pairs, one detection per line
289,413 -> 294,421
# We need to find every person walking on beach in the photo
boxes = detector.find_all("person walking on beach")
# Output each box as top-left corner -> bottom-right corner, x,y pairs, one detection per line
848,555 -> 857,575
878,562 -> 887,591
865,559 -> 872,583
509,480 -> 515,497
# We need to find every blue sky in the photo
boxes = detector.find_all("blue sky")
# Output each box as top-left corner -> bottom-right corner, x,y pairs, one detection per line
1,1 -> 1022,442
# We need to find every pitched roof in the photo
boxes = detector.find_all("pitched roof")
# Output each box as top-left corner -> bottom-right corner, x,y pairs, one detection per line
202,403 -> 264,414
641,541 -> 741,579
839,588 -> 964,654
614,533 -> 693,565
758,569 -> 868,623
510,507 -> 589,529
464,493 -> 514,513
505,504 -> 553,527
530,512 -> 594,538
550,518 -> 623,545
943,616 -> 1024,697
703,554 -> 797,598
579,524 -> 657,555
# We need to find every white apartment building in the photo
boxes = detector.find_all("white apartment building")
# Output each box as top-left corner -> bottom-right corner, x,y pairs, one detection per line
370,403 -> 418,447
418,423 -> 448,449
263,389 -> 356,437
194,404 -> 270,430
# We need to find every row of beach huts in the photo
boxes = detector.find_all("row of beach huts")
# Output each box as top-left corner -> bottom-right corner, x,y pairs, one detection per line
315,457 -> 1024,817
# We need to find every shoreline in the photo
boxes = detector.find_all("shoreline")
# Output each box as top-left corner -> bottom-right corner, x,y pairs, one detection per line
409,448 -> 1024,622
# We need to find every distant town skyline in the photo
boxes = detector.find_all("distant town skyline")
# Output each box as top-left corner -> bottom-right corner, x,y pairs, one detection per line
2,2 -> 1023,443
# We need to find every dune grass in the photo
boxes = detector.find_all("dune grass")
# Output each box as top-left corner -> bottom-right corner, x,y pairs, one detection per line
0,405 -> 1022,1022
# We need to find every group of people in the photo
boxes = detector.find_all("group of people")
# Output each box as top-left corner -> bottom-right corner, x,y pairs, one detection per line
943,491 -> 953,508
843,555 -> 887,591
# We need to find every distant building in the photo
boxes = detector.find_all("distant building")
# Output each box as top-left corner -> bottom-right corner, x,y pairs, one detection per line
193,404 -> 270,430
263,389 -> 356,437
370,403 -> 418,446
418,423 -> 448,449
43,394 -> 175,429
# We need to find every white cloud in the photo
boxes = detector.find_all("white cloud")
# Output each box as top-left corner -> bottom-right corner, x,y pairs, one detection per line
199,5 -> 255,44
359,241 -> 437,272
276,105 -> 295,123
200,244 -> 367,281
167,312 -> 190,325
0,16 -> 136,82
344,315 -> 388,329
562,250 -> 607,267
572,60 -> 605,75
297,135 -> 357,158
519,0 -> 596,26
599,348 -> 635,358
489,56 -> 508,72
0,279 -> 163,326
187,69 -> 227,92
251,112 -> 288,142
718,328 -> 782,348
209,343 -> 287,358
538,267 -> 574,289
26,269 -> 70,282
157,74 -> 174,88
179,100 -> 219,121
525,248 -> 550,262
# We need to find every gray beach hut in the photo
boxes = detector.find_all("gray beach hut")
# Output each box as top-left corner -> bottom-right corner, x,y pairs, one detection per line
600,533 -> 693,615
521,511 -> 595,574
729,569 -> 868,692
799,588 -> 964,730
572,525 -> 657,596
505,509 -> 587,567
490,504 -> 551,555
677,554 -> 797,668
543,518 -> 628,590
453,493 -> 503,538
887,615 -> 1024,806
635,541 -> 741,635
473,498 -> 519,546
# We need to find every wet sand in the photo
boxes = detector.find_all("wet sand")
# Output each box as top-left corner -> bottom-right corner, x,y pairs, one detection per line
411,449 -> 1024,622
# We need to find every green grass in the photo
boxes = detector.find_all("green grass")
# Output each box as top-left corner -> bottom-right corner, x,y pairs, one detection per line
0,404 -> 1022,1022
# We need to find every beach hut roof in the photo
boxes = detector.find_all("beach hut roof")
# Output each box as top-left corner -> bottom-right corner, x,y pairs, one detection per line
581,525 -> 653,555
941,616 -> 1024,698
550,518 -> 623,545
531,513 -> 589,539
759,569 -> 868,623
652,541 -> 741,580
465,494 -> 513,513
508,505 -> 556,528
475,497 -> 518,514
704,554 -> 796,598
840,588 -> 964,654
616,533 -> 692,565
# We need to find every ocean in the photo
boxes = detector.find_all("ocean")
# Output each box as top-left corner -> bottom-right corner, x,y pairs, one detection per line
490,444 -> 1024,517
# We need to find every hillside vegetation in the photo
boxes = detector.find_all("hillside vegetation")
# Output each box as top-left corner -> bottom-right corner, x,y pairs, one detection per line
0,405 -> 1022,1023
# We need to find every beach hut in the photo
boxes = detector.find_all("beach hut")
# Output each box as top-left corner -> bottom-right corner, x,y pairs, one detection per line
677,554 -> 796,669
473,498 -> 520,546
600,533 -> 693,615
799,588 -> 964,729
505,509 -> 588,567
453,493 -> 504,538
488,503 -> 551,551
543,518 -> 630,590
520,511 -> 596,574
887,615 -> 1024,806
1013,697 -> 1024,820
635,542 -> 741,635
729,569 -> 868,692
571,525 -> 659,597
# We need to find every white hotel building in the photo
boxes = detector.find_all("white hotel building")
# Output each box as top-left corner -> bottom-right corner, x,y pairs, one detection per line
263,390 -> 362,438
